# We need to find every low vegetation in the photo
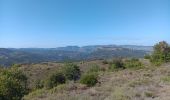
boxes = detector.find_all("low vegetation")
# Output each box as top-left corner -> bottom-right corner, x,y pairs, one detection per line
108,58 -> 143,71
109,59 -> 125,71
80,73 -> 98,87
45,71 -> 66,89
124,58 -> 143,69
0,66 -> 28,100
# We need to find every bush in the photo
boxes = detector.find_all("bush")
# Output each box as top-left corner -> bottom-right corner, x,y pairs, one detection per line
62,63 -> 81,81
80,73 -> 98,87
150,54 -> 164,66
45,71 -> 66,89
124,58 -> 143,69
150,41 -> 170,65
109,59 -> 124,71
0,66 -> 28,100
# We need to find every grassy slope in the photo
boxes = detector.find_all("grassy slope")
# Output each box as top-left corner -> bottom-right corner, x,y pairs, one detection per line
23,60 -> 170,100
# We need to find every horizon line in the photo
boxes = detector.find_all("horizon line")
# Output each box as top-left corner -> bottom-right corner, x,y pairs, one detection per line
0,44 -> 153,49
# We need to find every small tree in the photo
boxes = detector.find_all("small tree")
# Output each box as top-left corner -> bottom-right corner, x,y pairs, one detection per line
62,63 -> 81,81
150,41 -> 170,65
109,59 -> 124,71
45,71 -> 66,89
80,73 -> 98,87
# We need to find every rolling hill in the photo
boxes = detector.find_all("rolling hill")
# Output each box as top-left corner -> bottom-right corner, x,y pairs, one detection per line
0,45 -> 152,66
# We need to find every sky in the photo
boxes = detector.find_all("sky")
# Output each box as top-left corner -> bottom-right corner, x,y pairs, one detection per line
0,0 -> 170,48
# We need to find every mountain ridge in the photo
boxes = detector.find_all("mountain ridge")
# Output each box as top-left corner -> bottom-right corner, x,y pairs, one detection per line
0,45 -> 152,66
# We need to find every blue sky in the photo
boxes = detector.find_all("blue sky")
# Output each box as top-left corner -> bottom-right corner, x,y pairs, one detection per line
0,0 -> 169,48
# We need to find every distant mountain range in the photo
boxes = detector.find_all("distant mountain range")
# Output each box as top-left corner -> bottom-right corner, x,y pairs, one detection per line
0,45 -> 153,66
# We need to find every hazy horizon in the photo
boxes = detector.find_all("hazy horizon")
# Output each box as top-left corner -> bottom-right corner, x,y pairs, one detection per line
2,44 -> 153,49
0,0 -> 169,48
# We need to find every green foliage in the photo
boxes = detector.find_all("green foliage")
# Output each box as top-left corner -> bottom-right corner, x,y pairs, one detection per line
80,73 -> 98,87
43,63 -> 81,89
109,59 -> 124,71
150,41 -> 170,65
45,71 -> 66,89
124,58 -> 143,69
108,58 -> 143,71
0,66 -> 27,100
150,53 -> 164,66
62,63 -> 81,81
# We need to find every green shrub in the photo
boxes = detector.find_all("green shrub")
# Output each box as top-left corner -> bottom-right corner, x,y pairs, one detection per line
45,71 -> 66,89
62,63 -> 81,81
150,41 -> 170,65
124,58 -> 143,69
109,59 -> 124,71
0,66 -> 28,100
80,73 -> 98,87
150,53 -> 166,66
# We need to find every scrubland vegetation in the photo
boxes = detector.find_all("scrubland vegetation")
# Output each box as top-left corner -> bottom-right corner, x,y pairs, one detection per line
0,65 -> 27,100
0,41 -> 170,100
147,41 -> 170,65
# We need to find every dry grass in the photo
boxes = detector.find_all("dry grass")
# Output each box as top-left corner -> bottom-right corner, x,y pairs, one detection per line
23,60 -> 170,100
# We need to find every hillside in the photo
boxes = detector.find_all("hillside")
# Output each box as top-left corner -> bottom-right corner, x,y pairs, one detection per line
0,41 -> 169,100
0,45 -> 152,66
0,48 -> 46,66
22,59 -> 170,100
